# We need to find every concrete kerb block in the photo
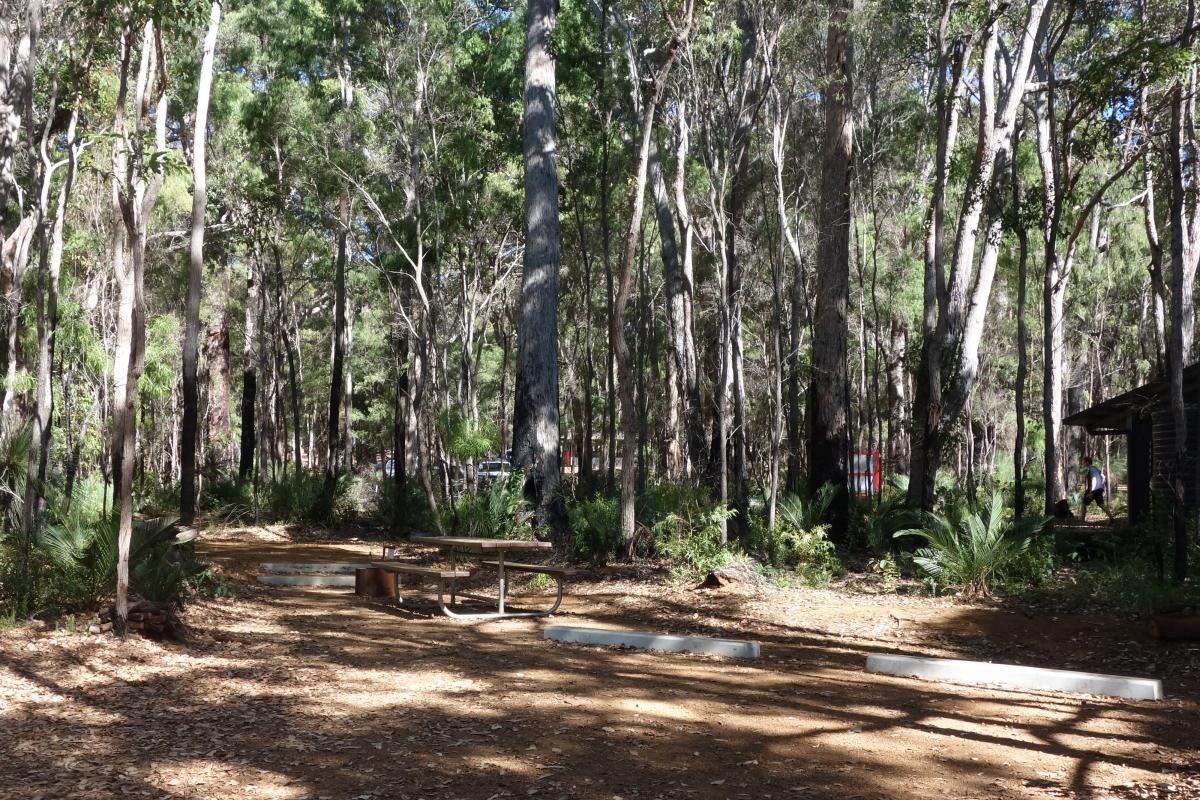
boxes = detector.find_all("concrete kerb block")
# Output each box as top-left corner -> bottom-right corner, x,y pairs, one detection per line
544,625 -> 761,658
255,574 -> 357,587
865,653 -> 1163,701
259,563 -> 372,574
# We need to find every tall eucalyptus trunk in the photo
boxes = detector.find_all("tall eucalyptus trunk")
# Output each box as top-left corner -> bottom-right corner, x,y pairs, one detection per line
239,258 -> 258,480
513,0 -> 566,539
319,19 -> 354,517
1012,147 -> 1029,517
809,0 -> 853,539
181,0 -> 221,521
612,14 -> 689,548
1166,59 -> 1196,582
113,18 -> 168,627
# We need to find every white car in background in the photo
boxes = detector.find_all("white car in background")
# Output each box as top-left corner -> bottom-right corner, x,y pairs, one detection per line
477,460 -> 512,485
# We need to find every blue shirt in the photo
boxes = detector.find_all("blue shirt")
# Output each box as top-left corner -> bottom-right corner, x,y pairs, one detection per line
1087,465 -> 1104,492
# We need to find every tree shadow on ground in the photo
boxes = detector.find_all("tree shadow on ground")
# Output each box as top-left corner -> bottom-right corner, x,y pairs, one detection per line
2,584 -> 1197,800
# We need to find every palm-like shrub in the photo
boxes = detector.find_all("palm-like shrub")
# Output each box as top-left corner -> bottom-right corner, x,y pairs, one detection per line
897,490 -> 1047,597
763,484 -> 842,584
778,482 -> 837,534
40,513 -> 193,606
852,477 -> 921,555
447,468 -> 535,540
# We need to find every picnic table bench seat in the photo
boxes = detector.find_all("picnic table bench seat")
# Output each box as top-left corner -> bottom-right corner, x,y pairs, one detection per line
479,560 -> 580,578
370,561 -> 473,580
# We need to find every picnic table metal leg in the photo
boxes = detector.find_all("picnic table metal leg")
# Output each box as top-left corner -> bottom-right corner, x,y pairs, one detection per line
449,550 -> 457,605
497,551 -> 506,615
432,572 -> 562,619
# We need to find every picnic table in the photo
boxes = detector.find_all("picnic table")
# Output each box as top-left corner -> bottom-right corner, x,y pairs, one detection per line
371,535 -> 575,619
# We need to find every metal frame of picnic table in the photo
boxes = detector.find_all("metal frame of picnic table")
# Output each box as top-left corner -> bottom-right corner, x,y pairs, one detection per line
408,535 -> 555,619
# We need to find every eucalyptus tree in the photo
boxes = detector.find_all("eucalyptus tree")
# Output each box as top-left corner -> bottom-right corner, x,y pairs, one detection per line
1030,2 -> 1153,516
21,10 -> 96,536
180,0 -> 221,521
808,0 -> 853,538
1149,0 -> 1200,581
0,0 -> 41,428
906,0 -> 1049,511
110,4 -> 180,627
610,0 -> 695,548
513,0 -> 566,537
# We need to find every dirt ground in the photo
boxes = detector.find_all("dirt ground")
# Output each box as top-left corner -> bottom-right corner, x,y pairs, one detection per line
2,524 -> 1198,800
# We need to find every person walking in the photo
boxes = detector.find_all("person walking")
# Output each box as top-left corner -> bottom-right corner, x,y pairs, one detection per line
1080,456 -> 1115,522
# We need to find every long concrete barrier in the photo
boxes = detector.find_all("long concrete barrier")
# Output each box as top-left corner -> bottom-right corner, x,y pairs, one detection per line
256,574 -> 357,587
865,653 -> 1163,700
544,625 -> 761,658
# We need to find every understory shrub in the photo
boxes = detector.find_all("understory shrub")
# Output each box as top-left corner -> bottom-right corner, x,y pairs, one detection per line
852,477 -> 919,555
269,471 -> 336,522
898,490 -> 1048,597
749,484 -> 842,586
188,565 -> 254,599
777,524 -> 840,587
445,468 -> 534,540
1003,528 -> 1062,589
1043,555 -> 1200,613
568,495 -> 621,566
200,470 -> 353,525
2,493 -> 199,618
653,504 -> 736,579
638,480 -> 715,537
373,479 -> 436,534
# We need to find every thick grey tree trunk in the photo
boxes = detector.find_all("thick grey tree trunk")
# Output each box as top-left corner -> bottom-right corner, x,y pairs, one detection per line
1143,155 -> 1168,377
319,20 -> 354,517
908,3 -> 967,511
769,92 -> 807,495
321,209 -> 349,511
649,140 -> 704,477
724,2 -> 768,538
513,0 -> 566,539
808,0 -> 853,539
908,0 -> 1048,510
24,43 -> 75,539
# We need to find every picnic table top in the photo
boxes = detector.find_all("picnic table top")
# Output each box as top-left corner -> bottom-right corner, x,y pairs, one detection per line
408,535 -> 552,552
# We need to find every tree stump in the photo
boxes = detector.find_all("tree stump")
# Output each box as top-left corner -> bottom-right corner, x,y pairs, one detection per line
355,567 -> 398,599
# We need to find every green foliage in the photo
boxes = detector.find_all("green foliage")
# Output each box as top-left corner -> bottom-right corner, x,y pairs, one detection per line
749,485 -> 842,586
568,494 -> 621,567
778,484 -> 837,537
1003,529 -> 1062,589
638,480 -> 716,535
201,470 -> 354,526
0,425 -> 35,615
897,490 -> 1048,597
851,478 -> 921,555
527,572 -> 555,590
373,478 -> 436,535
437,410 -> 499,465
653,505 -> 736,580
2,480 -> 198,616
446,468 -> 534,540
